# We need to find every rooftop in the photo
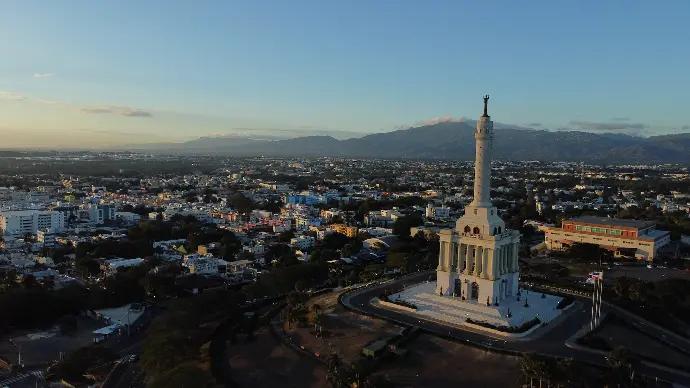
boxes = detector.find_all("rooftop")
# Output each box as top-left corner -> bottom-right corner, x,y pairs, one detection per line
567,216 -> 655,230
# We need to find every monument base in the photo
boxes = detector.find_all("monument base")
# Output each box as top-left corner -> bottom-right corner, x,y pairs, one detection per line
389,281 -> 563,328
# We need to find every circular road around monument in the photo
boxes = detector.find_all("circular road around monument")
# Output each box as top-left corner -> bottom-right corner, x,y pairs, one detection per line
342,271 -> 690,386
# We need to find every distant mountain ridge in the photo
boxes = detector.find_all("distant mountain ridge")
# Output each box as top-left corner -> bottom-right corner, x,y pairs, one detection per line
121,122 -> 690,164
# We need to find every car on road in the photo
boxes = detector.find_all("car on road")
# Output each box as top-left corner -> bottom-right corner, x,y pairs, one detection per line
128,354 -> 139,362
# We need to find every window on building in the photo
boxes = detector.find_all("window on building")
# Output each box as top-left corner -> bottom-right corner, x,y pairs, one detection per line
474,209 -> 478,215
473,227 -> 480,235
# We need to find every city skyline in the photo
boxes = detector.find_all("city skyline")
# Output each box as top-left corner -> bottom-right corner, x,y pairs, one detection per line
1,0 -> 689,148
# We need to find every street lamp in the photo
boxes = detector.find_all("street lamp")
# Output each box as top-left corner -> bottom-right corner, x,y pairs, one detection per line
9,339 -> 22,367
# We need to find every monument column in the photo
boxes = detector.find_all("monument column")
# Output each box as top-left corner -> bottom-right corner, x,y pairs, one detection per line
504,246 -> 509,273
513,244 -> 520,272
501,246 -> 507,274
457,243 -> 463,272
486,248 -> 494,279
471,95 -> 494,208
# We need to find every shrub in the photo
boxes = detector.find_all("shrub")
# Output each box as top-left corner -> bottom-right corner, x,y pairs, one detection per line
556,297 -> 575,310
577,333 -> 611,351
466,317 -> 541,333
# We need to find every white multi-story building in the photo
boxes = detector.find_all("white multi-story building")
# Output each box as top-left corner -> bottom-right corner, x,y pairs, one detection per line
101,258 -> 145,275
37,229 -> 56,247
0,210 -> 65,237
426,203 -> 451,219
87,204 -> 116,224
185,256 -> 228,275
116,212 -> 142,223
290,235 -> 316,250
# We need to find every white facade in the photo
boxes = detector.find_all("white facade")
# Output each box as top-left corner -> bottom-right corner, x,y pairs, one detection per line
116,212 -> 142,223
436,96 -> 521,305
88,204 -> 116,224
0,210 -> 65,237
188,257 -> 223,274
290,235 -> 315,250
37,230 -> 56,247
101,258 -> 145,274
426,204 -> 451,219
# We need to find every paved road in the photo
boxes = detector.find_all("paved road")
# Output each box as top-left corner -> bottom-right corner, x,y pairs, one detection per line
0,370 -> 44,387
344,272 -> 690,386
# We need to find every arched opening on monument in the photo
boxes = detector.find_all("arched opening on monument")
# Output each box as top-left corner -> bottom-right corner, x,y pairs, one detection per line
464,225 -> 471,234
471,282 -> 479,300
493,227 -> 497,235
498,226 -> 502,234
472,227 -> 480,235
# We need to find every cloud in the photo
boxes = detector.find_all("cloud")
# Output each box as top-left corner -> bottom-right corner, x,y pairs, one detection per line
33,73 -> 52,78
121,109 -> 153,117
526,123 -> 542,127
74,128 -> 140,136
420,116 -> 462,126
610,117 -> 630,121
0,91 -> 25,100
80,106 -> 153,118
80,107 -> 112,114
225,126 -> 364,140
568,120 -> 647,131
682,125 -> 690,130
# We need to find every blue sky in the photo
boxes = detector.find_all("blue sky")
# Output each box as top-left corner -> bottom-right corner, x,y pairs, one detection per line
1,0 -> 689,148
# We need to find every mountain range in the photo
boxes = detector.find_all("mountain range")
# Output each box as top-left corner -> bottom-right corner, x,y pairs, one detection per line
119,122 -> 690,164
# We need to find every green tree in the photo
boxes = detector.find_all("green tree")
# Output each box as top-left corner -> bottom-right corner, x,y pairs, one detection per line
608,346 -> 637,388
75,257 -> 100,277
341,240 -> 363,258
325,352 -> 350,388
613,277 -> 632,298
520,353 -> 548,388
58,315 -> 78,335
48,345 -> 117,382
19,274 -> 39,289
146,363 -> 215,388
279,230 -> 295,243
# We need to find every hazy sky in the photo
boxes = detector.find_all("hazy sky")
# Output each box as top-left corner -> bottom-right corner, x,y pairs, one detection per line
1,0 -> 689,148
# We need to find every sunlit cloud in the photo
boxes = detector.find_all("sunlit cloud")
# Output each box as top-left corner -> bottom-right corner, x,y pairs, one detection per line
80,106 -> 154,118
75,128 -> 141,136
0,91 -> 25,100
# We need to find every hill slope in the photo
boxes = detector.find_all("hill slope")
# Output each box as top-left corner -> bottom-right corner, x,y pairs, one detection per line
132,123 -> 690,163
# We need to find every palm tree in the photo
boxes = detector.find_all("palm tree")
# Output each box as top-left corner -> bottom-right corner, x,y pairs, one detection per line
607,347 -> 637,388
309,303 -> 324,335
521,353 -> 548,388
325,353 -> 349,388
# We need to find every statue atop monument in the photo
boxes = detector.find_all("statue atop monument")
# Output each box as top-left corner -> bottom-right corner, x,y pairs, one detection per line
482,95 -> 489,117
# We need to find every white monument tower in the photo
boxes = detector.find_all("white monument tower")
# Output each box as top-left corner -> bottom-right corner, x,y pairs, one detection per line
436,95 -> 521,306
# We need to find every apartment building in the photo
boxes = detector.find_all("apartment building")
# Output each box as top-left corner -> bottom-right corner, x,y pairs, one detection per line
37,229 -> 56,247
0,210 -> 65,237
328,224 -> 358,238
88,204 -> 116,224
290,235 -> 316,250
